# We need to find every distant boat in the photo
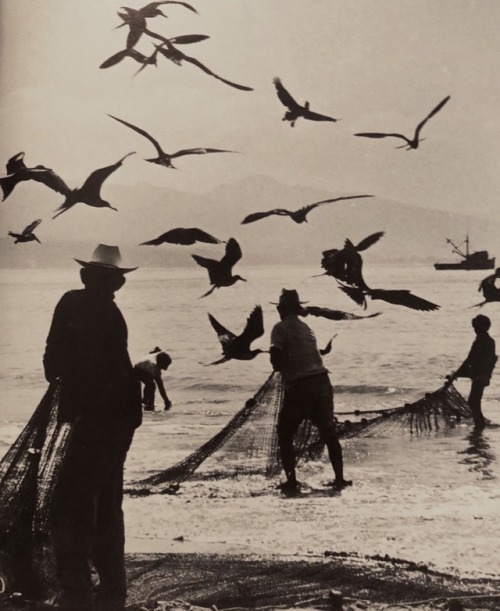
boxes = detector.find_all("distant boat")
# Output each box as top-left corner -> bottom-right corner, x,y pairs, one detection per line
434,236 -> 495,271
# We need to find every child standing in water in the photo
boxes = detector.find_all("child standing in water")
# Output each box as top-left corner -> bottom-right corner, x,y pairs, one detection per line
134,347 -> 172,411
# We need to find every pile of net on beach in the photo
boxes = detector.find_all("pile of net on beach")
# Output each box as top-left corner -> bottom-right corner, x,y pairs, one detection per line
128,372 -> 473,495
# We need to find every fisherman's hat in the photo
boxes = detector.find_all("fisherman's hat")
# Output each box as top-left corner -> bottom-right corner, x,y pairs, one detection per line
74,244 -> 137,273
271,288 -> 308,309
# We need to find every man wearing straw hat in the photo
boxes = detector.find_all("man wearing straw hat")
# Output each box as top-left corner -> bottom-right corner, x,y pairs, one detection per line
43,245 -> 142,610
270,288 -> 351,493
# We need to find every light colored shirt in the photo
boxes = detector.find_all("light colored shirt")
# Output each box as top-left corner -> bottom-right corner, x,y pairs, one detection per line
135,355 -> 161,379
270,315 -> 328,383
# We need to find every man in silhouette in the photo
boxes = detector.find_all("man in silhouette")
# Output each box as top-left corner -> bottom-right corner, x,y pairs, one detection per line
134,347 -> 172,411
43,244 -> 142,611
446,314 -> 497,428
270,289 -> 351,492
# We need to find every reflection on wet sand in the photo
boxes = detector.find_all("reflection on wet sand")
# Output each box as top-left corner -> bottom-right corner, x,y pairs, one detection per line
458,428 -> 496,479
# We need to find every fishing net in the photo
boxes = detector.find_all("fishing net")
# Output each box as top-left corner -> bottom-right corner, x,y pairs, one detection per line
0,381 -> 72,598
128,375 -> 472,495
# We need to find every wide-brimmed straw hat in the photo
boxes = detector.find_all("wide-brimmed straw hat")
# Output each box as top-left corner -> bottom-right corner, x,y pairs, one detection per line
74,244 -> 137,273
270,288 -> 308,309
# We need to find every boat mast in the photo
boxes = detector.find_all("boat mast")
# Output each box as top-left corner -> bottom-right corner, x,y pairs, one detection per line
446,238 -> 466,259
465,235 -> 470,257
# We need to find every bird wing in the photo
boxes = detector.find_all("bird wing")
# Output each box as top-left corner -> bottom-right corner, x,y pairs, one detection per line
100,49 -> 129,69
142,227 -> 221,245
178,52 -> 254,91
301,194 -> 374,215
354,132 -> 411,144
302,109 -> 338,123
192,253 -> 216,270
22,219 -> 42,235
169,34 -> 209,45
29,167 -> 70,195
108,115 -> 164,157
355,231 -> 385,252
126,23 -> 145,49
319,335 -> 337,356
241,209 -> 290,224
272,77 -> 301,111
208,313 -> 236,349
415,95 -> 451,137
305,306 -> 381,320
236,305 -> 264,348
338,284 -> 368,309
6,152 -> 26,174
370,289 -> 440,312
170,148 -> 235,159
221,238 -> 242,267
80,152 -> 135,195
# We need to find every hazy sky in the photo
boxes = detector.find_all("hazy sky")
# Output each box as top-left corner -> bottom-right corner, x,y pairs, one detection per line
1,0 -> 500,236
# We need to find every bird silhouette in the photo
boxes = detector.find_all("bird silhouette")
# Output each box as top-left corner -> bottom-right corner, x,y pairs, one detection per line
192,237 -> 246,298
354,95 -> 450,150
305,306 -> 381,321
8,219 -> 42,244
116,2 -> 198,49
100,46 -> 160,70
273,78 -> 339,127
241,195 -> 374,225
205,305 -> 266,365
108,115 -> 236,168
140,227 -> 223,246
152,38 -> 253,91
472,269 -> 500,307
52,152 -> 135,219
320,232 -> 385,286
0,152 -> 68,201
339,283 -> 440,312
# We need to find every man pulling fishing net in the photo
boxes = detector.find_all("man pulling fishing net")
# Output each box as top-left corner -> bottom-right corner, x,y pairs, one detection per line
269,288 -> 352,493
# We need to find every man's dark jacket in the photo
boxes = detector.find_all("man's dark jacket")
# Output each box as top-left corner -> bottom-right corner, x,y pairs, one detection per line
44,289 -> 142,429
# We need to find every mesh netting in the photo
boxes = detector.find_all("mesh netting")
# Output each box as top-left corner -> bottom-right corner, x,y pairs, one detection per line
128,376 -> 472,495
0,381 -> 72,597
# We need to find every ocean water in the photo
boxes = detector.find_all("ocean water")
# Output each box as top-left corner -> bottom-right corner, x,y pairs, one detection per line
0,263 -> 499,576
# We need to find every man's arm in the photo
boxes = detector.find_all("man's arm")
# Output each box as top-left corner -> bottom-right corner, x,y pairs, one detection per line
155,375 -> 171,407
43,292 -> 75,382
270,346 -> 284,372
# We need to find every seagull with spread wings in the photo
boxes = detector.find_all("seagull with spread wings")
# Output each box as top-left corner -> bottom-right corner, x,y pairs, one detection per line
52,152 -> 135,219
140,227 -> 224,246
354,95 -> 450,150
109,115 -> 236,169
205,305 -> 266,365
273,78 -> 339,127
116,2 -> 198,49
241,195 -> 374,225
192,238 -> 246,298
339,283 -> 440,312
0,152 -> 68,201
320,231 -> 385,286
8,219 -> 42,244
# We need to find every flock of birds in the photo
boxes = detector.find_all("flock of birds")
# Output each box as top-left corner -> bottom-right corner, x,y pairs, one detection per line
3,1 -> 493,367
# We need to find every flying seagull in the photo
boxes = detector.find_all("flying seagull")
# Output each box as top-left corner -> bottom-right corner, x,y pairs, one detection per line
52,152 -> 135,219
0,152 -> 68,201
354,95 -> 451,150
140,227 -> 224,246
472,269 -> 500,307
305,306 -> 381,321
192,237 -> 246,298
273,78 -> 339,127
241,195 -> 374,225
8,219 -> 42,244
108,114 -> 236,168
320,232 -> 385,286
338,282 -> 440,312
116,2 -> 198,49
205,305 -> 266,365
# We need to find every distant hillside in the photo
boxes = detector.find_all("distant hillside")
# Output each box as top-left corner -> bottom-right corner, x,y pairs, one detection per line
0,175 -> 498,268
